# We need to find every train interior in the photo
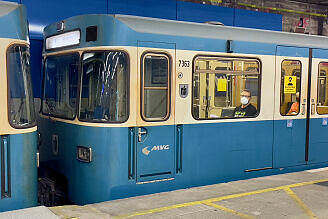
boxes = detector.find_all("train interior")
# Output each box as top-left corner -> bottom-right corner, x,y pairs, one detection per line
193,57 -> 260,119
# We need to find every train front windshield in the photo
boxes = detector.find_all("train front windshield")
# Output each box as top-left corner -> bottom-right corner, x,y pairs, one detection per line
7,45 -> 35,128
80,51 -> 128,122
42,51 -> 129,122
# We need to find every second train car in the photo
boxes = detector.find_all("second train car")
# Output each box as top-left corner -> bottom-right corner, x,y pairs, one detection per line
39,14 -> 328,205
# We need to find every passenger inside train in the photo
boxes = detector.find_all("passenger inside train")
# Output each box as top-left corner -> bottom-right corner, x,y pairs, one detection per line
287,92 -> 300,115
192,57 -> 260,119
233,89 -> 257,117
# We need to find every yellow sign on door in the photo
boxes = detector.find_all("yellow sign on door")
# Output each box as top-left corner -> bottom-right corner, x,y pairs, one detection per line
284,76 -> 297,94
217,78 -> 227,92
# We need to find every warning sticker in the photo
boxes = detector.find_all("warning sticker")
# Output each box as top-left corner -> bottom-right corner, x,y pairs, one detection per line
284,76 -> 297,94
217,78 -> 227,92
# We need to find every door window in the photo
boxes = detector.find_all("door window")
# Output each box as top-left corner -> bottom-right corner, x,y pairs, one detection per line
280,60 -> 301,116
141,53 -> 170,121
317,62 -> 328,114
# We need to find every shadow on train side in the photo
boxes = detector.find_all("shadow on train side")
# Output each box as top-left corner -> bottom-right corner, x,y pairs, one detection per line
38,14 -> 328,206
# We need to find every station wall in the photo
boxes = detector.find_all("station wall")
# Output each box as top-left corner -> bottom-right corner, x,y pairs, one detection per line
5,0 -> 282,98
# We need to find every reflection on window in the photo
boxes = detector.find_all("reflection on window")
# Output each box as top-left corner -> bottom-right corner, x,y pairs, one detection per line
142,54 -> 170,120
42,53 -> 79,119
7,45 -> 35,128
192,57 -> 260,119
280,60 -> 301,116
79,51 -> 128,122
317,62 -> 328,114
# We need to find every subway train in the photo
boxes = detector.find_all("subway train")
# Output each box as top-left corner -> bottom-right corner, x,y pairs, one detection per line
0,1 -> 37,212
39,13 -> 328,205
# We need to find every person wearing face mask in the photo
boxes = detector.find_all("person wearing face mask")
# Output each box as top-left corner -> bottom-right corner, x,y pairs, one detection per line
233,89 -> 257,117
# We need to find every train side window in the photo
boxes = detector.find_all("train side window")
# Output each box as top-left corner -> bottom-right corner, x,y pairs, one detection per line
7,45 -> 36,128
141,53 -> 170,121
42,53 -> 79,119
317,62 -> 328,114
192,56 -> 260,120
280,60 -> 301,116
79,51 -> 129,122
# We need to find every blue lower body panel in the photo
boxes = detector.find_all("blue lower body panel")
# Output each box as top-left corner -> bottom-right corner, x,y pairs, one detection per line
309,118 -> 328,164
273,119 -> 306,167
39,119 -> 131,204
38,117 -> 328,205
180,121 -> 273,185
0,131 -> 38,212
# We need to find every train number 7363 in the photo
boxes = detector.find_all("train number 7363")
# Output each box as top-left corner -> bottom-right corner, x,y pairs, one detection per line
179,60 -> 190,67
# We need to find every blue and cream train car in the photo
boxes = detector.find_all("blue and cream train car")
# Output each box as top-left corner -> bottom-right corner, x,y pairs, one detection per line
39,14 -> 328,205
0,1 -> 37,212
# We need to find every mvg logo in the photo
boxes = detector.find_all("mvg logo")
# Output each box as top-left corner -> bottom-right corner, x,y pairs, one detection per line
142,145 -> 169,156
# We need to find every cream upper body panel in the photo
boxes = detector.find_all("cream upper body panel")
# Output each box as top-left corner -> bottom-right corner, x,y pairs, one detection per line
311,57 -> 328,119
0,38 -> 36,135
175,50 -> 275,125
41,46 -> 138,128
274,55 -> 309,121
41,45 -> 279,127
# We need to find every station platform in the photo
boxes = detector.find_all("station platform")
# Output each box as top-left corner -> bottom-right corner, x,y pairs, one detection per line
2,167 -> 328,218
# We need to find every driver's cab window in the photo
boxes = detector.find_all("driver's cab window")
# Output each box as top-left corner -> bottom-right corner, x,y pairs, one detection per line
42,53 -> 79,119
79,51 -> 129,122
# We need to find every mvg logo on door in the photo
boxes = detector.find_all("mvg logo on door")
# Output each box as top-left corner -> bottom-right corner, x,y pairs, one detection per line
142,145 -> 169,156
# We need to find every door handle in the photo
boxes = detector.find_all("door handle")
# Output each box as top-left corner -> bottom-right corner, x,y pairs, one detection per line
1,136 -> 10,198
311,104 -> 315,115
311,99 -> 315,115
301,99 -> 306,115
138,127 -> 147,142
36,151 -> 40,168
301,103 -> 306,115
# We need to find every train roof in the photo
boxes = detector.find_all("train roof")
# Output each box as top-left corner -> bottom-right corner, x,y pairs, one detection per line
117,14 -> 328,49
0,1 -> 28,40
44,14 -> 328,56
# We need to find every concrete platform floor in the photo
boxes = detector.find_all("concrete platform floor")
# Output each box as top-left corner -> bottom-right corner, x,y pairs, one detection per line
5,167 -> 328,219
48,168 -> 328,219
0,206 -> 59,219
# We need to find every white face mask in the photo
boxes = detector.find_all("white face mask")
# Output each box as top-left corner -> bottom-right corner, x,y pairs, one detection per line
241,96 -> 249,105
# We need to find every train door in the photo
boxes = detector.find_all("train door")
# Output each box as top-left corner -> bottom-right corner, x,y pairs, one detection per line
135,41 -> 176,182
308,49 -> 328,164
273,46 -> 309,167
